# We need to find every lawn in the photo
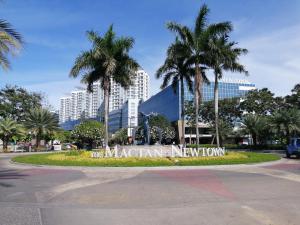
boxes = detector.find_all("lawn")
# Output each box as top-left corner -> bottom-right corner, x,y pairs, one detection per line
11,151 -> 281,167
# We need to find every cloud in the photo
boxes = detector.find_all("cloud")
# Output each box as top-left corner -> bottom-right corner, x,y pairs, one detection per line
235,24 -> 300,96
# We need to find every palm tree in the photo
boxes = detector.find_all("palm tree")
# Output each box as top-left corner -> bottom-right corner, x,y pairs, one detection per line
207,35 -> 248,147
167,4 -> 232,147
210,119 -> 233,147
0,20 -> 23,70
242,114 -> 269,145
271,109 -> 300,144
156,40 -> 194,144
24,108 -> 59,148
0,118 -> 24,151
70,25 -> 139,146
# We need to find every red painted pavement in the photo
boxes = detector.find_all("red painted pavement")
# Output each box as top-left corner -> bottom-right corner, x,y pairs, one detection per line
152,169 -> 236,200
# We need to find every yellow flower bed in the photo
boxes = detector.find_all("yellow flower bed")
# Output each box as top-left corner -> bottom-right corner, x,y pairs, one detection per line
48,151 -> 247,162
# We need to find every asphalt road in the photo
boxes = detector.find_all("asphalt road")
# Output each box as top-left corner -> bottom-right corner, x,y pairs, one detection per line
1,153 -> 300,225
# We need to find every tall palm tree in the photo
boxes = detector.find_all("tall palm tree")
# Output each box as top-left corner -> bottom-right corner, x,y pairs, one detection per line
156,40 -> 194,145
166,4 -> 232,147
70,25 -> 139,146
0,20 -> 23,70
24,108 -> 59,148
207,35 -> 248,147
0,118 -> 24,151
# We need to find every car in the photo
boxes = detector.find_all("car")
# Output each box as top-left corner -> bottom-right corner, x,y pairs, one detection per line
286,138 -> 300,158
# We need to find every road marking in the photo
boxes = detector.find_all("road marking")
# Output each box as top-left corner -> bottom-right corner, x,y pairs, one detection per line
35,171 -> 142,202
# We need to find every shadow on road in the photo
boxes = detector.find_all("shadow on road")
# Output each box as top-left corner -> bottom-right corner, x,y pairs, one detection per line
0,169 -> 28,180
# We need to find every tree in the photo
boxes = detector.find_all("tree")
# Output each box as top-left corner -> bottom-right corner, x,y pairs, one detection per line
240,88 -> 277,115
149,114 -> 171,129
24,108 -> 59,148
0,118 -> 24,151
206,34 -> 248,147
185,101 -> 196,144
0,85 -> 43,121
71,120 -> 105,149
70,25 -> 139,147
0,19 -> 23,70
285,83 -> 300,109
270,109 -> 300,144
166,4 -> 232,147
199,98 -> 242,124
241,114 -> 270,145
210,119 -> 233,147
112,128 -> 128,145
53,129 -> 71,143
156,39 -> 194,145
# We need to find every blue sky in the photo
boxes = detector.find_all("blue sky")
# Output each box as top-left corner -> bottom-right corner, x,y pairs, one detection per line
0,0 -> 300,109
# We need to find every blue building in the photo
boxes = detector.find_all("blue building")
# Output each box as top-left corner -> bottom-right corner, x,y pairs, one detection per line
138,78 -> 255,143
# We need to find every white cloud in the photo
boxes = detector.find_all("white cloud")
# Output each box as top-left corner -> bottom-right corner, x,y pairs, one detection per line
236,24 -> 300,96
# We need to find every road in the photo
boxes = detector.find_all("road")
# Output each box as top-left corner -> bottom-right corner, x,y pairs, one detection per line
1,153 -> 300,225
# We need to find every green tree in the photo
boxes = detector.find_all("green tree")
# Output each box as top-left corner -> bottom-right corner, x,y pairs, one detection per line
199,98 -> 242,124
206,35 -> 248,147
210,119 -> 233,147
149,114 -> 171,129
0,19 -> 23,70
113,128 -> 128,145
185,101 -> 196,144
240,88 -> 277,115
0,85 -> 42,121
24,108 -> 59,148
0,118 -> 24,151
70,25 -> 139,146
242,114 -> 270,145
166,4 -> 232,147
53,129 -> 71,143
156,39 -> 194,144
270,109 -> 300,144
285,83 -> 300,109
71,120 -> 105,149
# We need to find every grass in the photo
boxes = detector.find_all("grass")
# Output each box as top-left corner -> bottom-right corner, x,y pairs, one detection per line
11,151 -> 281,167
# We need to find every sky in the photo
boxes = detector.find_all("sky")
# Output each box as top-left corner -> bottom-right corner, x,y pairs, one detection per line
0,0 -> 300,109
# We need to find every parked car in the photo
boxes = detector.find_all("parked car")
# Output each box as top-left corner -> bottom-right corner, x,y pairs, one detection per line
286,138 -> 300,158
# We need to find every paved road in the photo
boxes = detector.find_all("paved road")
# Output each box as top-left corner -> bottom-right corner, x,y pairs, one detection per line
1,154 -> 300,225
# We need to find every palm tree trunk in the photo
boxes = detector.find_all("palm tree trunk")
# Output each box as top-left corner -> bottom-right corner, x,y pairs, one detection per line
3,137 -> 8,152
194,65 -> 202,149
180,77 -> 185,145
189,127 -> 192,144
104,80 -> 110,147
214,73 -> 220,147
36,135 -> 40,149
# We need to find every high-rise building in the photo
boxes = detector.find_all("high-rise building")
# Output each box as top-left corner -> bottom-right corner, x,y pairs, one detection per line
59,69 -> 150,126
70,90 -> 87,120
109,69 -> 149,111
59,97 -> 71,124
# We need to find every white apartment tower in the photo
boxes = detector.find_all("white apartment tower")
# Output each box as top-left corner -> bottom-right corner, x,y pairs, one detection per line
59,69 -> 149,124
71,90 -> 87,120
109,69 -> 149,111
59,97 -> 71,124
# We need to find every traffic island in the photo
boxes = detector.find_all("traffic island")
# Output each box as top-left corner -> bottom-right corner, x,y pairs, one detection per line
12,151 -> 280,167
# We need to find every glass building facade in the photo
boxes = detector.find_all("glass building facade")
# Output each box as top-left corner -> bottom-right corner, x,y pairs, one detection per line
139,78 -> 255,123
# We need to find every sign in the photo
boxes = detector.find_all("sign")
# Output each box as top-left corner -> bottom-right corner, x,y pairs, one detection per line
91,145 -> 226,158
